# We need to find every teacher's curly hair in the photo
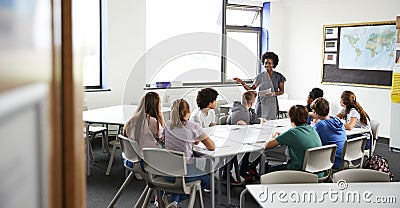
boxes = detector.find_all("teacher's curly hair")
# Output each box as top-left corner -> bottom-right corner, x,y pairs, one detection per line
261,52 -> 279,68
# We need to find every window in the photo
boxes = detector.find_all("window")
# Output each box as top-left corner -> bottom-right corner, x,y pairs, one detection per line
73,0 -> 106,89
224,4 -> 262,83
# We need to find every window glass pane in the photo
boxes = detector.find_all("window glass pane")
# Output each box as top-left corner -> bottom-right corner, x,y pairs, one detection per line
150,54 -> 220,84
226,31 -> 259,80
146,0 -> 222,84
74,0 -> 101,87
226,9 -> 260,27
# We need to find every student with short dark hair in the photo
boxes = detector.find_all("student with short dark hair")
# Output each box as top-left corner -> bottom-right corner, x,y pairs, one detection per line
265,105 -> 322,176
190,87 -> 219,127
306,88 -> 324,124
311,97 -> 346,169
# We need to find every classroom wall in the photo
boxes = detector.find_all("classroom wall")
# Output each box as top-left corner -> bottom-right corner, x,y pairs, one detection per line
269,0 -> 400,138
84,0 -> 146,109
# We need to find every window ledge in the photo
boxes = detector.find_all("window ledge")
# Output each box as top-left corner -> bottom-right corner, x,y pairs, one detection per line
84,88 -> 111,93
144,83 -> 253,90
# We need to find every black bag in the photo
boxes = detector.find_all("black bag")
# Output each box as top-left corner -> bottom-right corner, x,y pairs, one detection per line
363,155 -> 394,182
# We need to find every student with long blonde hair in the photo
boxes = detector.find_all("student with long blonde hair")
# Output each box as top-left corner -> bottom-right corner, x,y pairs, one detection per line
337,91 -> 372,149
164,99 -> 215,207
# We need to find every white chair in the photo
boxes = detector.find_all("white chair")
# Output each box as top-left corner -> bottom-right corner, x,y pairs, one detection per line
365,120 -> 379,157
303,144 -> 337,182
216,100 -> 229,118
218,115 -> 229,125
84,125 -> 109,159
332,169 -> 390,183
260,170 -> 318,184
107,135 -> 146,208
240,170 -> 317,207
105,139 -> 121,175
141,148 -> 204,208
340,136 -> 367,169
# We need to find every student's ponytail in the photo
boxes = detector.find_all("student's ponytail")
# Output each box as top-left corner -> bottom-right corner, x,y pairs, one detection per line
170,99 -> 190,129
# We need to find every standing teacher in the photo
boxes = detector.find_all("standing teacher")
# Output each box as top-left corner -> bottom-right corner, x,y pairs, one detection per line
233,52 -> 286,120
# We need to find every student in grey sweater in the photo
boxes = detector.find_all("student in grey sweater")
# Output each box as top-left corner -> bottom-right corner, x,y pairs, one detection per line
224,91 -> 262,184
227,90 -> 260,125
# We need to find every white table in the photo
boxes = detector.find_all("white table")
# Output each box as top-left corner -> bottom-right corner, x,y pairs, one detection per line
82,104 -> 170,175
242,183 -> 400,207
193,119 -> 291,207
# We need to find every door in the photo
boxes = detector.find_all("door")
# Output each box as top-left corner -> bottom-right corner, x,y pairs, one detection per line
0,0 -> 85,207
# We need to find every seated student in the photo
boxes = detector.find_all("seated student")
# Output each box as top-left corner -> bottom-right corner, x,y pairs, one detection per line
124,92 -> 165,168
336,91 -> 372,149
265,105 -> 323,177
310,97 -> 346,169
164,99 -> 215,207
306,88 -> 324,125
190,87 -> 219,128
225,90 -> 260,184
227,90 -> 260,125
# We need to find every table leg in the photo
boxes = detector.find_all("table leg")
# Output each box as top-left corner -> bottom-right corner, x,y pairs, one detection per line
218,166 -> 222,205
227,161 -> 232,204
211,160 -> 215,208
86,123 -> 90,176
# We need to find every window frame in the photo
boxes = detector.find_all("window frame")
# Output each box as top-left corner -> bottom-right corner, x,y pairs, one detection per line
84,0 -> 106,90
219,3 -> 262,85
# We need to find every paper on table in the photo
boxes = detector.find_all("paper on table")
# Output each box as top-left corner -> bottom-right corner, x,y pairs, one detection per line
258,88 -> 272,97
196,135 -> 228,149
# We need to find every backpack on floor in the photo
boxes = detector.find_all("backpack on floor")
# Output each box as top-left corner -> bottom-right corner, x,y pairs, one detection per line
363,155 -> 394,182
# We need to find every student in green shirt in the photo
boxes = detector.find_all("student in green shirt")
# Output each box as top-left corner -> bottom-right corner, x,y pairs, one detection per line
265,105 -> 322,176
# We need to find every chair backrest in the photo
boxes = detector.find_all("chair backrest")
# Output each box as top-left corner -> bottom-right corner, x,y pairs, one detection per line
260,170 -> 318,184
342,136 -> 367,168
370,120 -> 380,152
216,100 -> 229,116
143,148 -> 187,177
332,169 -> 390,183
118,134 -> 142,163
218,115 -> 229,125
303,144 -> 336,173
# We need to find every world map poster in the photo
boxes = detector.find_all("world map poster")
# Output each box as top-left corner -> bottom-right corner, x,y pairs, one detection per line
339,25 -> 397,71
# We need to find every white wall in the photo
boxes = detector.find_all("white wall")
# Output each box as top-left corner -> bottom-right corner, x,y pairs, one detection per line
270,0 -> 400,138
84,0 -> 147,109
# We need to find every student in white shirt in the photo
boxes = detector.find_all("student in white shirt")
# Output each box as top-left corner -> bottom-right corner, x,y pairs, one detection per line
190,87 -> 219,127
337,90 -> 372,149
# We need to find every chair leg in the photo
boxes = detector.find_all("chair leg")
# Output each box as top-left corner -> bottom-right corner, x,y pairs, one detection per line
141,187 -> 153,208
88,140 -> 95,163
106,143 -> 117,175
156,190 -> 164,208
240,188 -> 249,208
198,187 -> 204,208
233,157 -> 240,182
187,187 -> 197,208
107,172 -> 135,208
101,130 -> 107,153
134,185 -> 149,208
